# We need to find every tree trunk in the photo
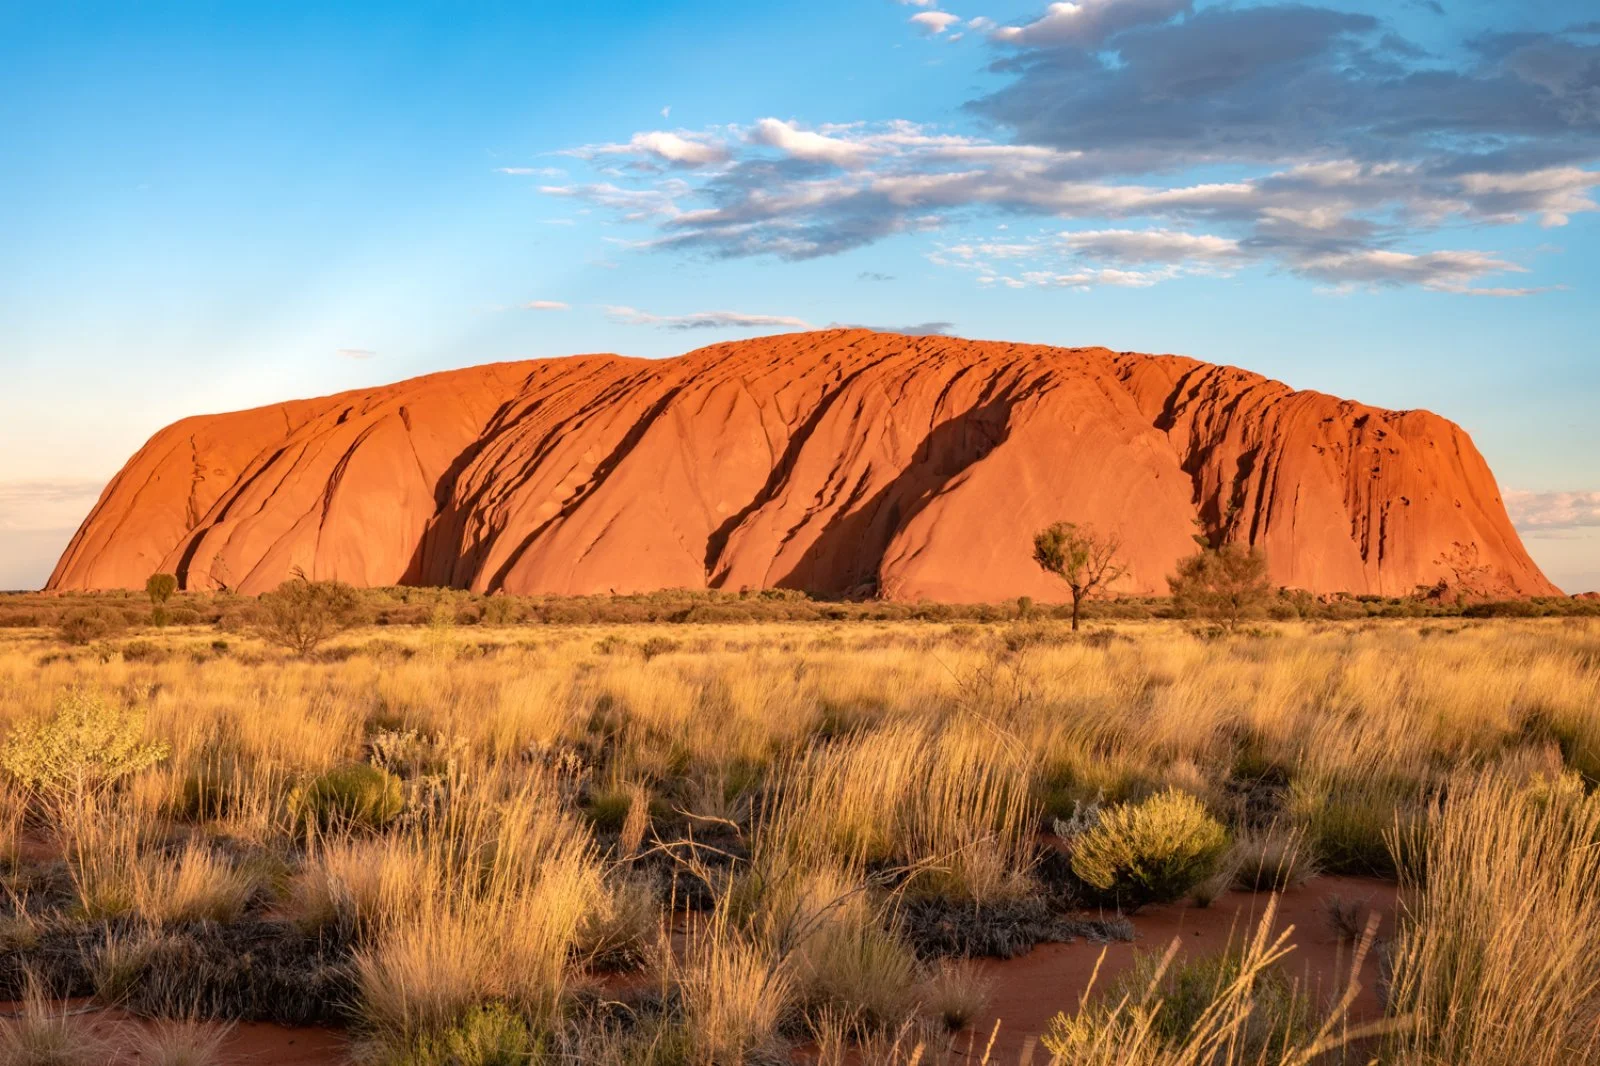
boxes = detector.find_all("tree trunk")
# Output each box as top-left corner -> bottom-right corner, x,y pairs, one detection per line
1071,589 -> 1082,631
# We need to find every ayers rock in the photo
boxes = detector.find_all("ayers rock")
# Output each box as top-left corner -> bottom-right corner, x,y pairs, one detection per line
49,330 -> 1557,601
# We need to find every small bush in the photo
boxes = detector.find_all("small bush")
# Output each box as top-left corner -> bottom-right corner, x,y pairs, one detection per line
1070,790 -> 1229,908
257,576 -> 364,656
1288,777 -> 1412,877
56,607 -> 126,646
293,764 -> 405,831
0,688 -> 169,818
391,1003 -> 538,1066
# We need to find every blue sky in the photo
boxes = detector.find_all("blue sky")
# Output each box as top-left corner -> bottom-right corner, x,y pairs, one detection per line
2,0 -> 1597,591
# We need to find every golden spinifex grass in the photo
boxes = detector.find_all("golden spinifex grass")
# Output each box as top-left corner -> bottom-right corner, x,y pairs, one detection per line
1385,770 -> 1600,1065
0,616 -> 1596,1065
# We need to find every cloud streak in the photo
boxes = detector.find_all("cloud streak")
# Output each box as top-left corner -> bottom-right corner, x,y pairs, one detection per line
0,479 -> 106,533
602,306 -> 813,331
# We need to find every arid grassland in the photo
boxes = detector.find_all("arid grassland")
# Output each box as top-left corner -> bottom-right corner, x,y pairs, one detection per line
2,612 -> 1599,1065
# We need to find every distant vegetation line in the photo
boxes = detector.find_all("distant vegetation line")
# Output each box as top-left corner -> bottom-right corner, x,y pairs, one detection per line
2,583 -> 1596,638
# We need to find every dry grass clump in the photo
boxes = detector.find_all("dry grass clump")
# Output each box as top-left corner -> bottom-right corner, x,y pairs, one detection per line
0,983 -> 108,1066
131,1020 -> 232,1066
1385,770 -> 1600,1065
1229,822 -> 1317,893
350,775 -> 604,1057
919,960 -> 994,1032
764,722 -> 1038,902
672,913 -> 798,1064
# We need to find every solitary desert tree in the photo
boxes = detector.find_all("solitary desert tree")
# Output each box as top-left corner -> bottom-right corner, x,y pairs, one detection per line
1032,522 -> 1128,632
145,572 -> 177,606
1168,542 -> 1273,632
257,573 -> 364,656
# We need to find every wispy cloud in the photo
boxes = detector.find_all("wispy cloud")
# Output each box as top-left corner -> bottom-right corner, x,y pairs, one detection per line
602,306 -> 813,331
0,479 -> 106,533
828,321 -> 956,335
522,300 -> 570,311
336,348 -> 376,360
1506,490 -> 1600,532
496,166 -> 566,177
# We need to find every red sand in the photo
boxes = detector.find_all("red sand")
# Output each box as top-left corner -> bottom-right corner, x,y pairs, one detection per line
49,330 -> 1551,600
960,875 -> 1399,1061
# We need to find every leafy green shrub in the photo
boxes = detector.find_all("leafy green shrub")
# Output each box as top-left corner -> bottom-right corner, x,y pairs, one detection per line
293,764 -> 404,831
1070,790 -> 1229,908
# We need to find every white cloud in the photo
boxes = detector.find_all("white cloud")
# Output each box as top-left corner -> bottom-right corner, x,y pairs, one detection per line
602,306 -> 813,331
1061,228 -> 1244,264
1506,490 -> 1600,531
1457,167 -> 1599,227
540,181 -> 687,221
1017,266 -> 1180,288
561,130 -> 728,167
1292,249 -> 1528,293
993,0 -> 1190,48
496,166 -> 566,177
522,300 -> 569,311
749,119 -> 874,168
336,348 -> 376,359
911,11 -> 962,34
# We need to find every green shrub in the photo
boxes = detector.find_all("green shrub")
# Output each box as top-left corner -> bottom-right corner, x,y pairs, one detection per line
1070,790 -> 1229,908
0,688 -> 169,816
393,1003 -> 539,1066
293,764 -> 404,831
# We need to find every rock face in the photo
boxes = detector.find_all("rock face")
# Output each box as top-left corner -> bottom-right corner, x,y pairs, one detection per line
49,330 -> 1558,600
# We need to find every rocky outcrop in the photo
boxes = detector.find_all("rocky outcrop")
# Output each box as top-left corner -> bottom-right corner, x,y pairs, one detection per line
48,330 -> 1559,599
